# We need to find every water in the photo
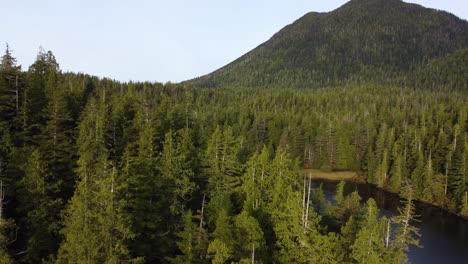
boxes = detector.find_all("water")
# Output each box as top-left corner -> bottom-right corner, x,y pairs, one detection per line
313,180 -> 468,264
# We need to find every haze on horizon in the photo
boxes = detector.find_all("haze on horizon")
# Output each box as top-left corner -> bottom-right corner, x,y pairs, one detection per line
2,0 -> 467,83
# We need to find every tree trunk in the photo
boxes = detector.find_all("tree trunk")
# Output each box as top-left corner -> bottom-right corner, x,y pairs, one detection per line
251,244 -> 255,264
302,173 -> 306,226
305,174 -> 312,228
385,218 -> 390,248
199,194 -> 206,229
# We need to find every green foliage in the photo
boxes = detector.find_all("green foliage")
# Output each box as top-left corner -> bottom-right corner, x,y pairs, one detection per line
350,199 -> 387,264
232,211 -> 264,261
170,210 -> 208,264
190,0 -> 468,88
208,209 -> 234,263
2,40 -> 464,262
17,148 -> 62,262
389,184 -> 421,263
0,183 -> 14,264
409,48 -> 468,90
57,98 -> 136,263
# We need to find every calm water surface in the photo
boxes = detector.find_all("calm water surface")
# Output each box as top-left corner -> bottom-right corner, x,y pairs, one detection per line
314,180 -> 468,264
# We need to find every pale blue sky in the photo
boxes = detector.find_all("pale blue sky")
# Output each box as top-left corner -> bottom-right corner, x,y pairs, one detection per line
2,0 -> 467,83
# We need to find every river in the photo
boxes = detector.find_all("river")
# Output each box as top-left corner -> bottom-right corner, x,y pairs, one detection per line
313,180 -> 468,264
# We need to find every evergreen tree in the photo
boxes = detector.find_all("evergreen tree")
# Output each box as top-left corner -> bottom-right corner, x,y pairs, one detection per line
160,130 -> 196,218
242,146 -> 270,212
0,44 -> 21,130
389,153 -> 404,192
170,210 -> 208,264
23,49 -> 59,144
17,148 -> 62,262
391,183 -> 421,263
350,198 -> 387,264
0,180 -> 14,264
232,211 -> 265,262
451,137 -> 467,210
121,99 -> 164,261
57,98 -> 137,263
204,126 -> 243,222
207,209 -> 234,263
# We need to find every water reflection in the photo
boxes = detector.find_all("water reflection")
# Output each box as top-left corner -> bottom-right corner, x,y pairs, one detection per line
314,180 -> 468,264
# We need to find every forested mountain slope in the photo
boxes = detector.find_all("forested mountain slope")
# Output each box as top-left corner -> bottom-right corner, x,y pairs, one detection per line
408,48 -> 468,90
189,0 -> 468,88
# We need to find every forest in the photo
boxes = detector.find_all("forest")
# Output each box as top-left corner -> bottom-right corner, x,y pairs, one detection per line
191,0 -> 468,89
0,46 -> 466,263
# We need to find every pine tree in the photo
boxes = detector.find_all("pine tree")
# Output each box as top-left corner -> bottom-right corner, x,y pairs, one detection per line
336,131 -> 354,169
232,210 -> 265,262
0,180 -> 14,264
422,153 -> 435,202
461,191 -> 468,217
350,198 -> 387,264
23,48 -> 59,144
57,159 -> 137,263
160,130 -> 196,218
410,148 -> 425,198
391,183 -> 421,263
268,147 -> 310,263
0,44 -> 21,129
375,149 -> 389,188
121,99 -> 165,261
17,148 -> 62,262
57,98 -> 137,263
204,126 -> 243,221
389,153 -> 404,192
208,209 -> 234,263
242,146 -> 270,212
451,137 -> 467,210
170,210 -> 208,264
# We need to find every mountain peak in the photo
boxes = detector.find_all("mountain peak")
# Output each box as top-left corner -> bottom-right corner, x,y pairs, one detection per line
189,0 -> 468,88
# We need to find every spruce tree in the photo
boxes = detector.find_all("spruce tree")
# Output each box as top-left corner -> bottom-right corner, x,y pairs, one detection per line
57,98 -> 137,263
17,148 -> 62,262
350,198 -> 387,264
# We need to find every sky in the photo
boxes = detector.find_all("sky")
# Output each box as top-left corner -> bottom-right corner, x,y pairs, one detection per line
2,0 -> 467,83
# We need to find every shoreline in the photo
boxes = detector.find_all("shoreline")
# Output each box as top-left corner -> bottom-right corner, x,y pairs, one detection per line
302,169 -> 366,183
302,169 -> 468,221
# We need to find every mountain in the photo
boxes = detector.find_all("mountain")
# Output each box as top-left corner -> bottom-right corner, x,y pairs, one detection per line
189,0 -> 468,88
409,48 -> 468,90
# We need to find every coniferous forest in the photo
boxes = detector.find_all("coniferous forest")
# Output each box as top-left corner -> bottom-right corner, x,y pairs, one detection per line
1,0 -> 468,263
0,46 -> 466,263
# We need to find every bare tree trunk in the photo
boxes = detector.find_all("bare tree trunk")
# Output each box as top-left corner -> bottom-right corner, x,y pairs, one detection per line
445,153 -> 451,195
308,148 -> 312,167
111,166 -> 115,193
252,167 -> 257,210
199,194 -> 206,229
302,173 -> 306,227
453,135 -> 457,151
385,218 -> 390,248
305,174 -> 312,228
251,244 -> 255,264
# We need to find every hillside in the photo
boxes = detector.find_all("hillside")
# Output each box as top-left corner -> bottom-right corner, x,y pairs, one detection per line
408,48 -> 468,90
189,0 -> 468,88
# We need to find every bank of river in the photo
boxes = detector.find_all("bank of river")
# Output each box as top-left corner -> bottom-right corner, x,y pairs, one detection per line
313,179 -> 468,264
302,169 -> 364,182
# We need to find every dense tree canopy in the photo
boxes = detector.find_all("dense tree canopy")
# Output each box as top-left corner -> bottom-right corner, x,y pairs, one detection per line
190,0 -> 468,89
0,36 -> 465,263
